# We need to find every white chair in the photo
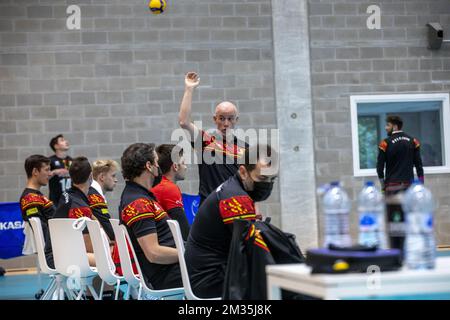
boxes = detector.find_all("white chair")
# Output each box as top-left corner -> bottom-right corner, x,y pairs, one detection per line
110,219 -> 141,300
167,219 -> 221,300
48,218 -> 100,300
86,219 -> 125,300
110,219 -> 184,300
29,218 -> 74,300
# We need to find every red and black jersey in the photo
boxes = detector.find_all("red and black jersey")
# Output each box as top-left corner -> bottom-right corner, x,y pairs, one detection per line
19,188 -> 55,268
53,186 -> 93,234
20,188 -> 54,223
192,130 -> 248,202
88,186 -> 114,241
376,131 -> 424,185
48,155 -> 72,205
118,181 -> 181,290
184,173 -> 256,298
151,176 -> 190,241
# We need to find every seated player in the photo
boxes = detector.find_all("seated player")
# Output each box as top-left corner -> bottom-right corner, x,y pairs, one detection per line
19,155 -> 55,268
151,144 -> 190,241
88,160 -> 119,245
184,144 -> 278,298
53,156 -> 95,266
119,143 -> 182,289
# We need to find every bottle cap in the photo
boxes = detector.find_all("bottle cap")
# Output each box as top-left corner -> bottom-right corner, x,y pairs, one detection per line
365,181 -> 374,187
330,181 -> 340,187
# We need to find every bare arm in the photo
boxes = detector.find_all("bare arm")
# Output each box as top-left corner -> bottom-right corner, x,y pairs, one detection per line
137,233 -> 178,265
51,168 -> 69,177
179,72 -> 201,141
83,234 -> 96,266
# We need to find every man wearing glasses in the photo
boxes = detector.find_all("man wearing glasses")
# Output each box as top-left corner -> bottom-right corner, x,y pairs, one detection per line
179,72 -> 248,205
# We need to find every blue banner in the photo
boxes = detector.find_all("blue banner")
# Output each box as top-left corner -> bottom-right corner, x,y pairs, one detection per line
0,202 -> 25,259
181,194 -> 200,225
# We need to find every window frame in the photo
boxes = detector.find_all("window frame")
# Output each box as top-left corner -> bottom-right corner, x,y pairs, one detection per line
350,93 -> 450,177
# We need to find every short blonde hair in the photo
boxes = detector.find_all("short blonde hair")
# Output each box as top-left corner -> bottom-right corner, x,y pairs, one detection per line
92,159 -> 120,179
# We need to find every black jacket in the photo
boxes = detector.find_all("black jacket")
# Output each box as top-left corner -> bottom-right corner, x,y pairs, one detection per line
222,219 -> 305,300
376,131 -> 424,184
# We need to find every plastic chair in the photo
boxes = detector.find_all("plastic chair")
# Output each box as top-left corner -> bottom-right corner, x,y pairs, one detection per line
48,218 -> 100,300
86,219 -> 125,300
110,219 -> 141,300
110,219 -> 184,300
29,218 -> 75,300
167,219 -> 221,300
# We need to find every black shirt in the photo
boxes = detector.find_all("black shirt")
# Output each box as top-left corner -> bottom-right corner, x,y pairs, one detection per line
19,188 -> 55,268
88,186 -> 115,241
53,186 -> 93,235
184,173 -> 256,298
377,131 -> 424,184
192,130 -> 248,201
119,181 -> 181,290
48,155 -> 72,205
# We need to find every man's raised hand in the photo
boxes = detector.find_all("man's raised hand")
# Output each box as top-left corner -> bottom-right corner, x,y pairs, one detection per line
185,72 -> 200,90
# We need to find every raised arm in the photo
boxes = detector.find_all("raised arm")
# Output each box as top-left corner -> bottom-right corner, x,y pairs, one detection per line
179,72 -> 201,141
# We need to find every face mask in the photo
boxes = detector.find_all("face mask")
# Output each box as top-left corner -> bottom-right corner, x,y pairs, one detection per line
247,180 -> 274,202
152,167 -> 163,187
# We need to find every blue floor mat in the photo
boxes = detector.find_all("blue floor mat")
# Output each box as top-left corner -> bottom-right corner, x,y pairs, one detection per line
0,274 -> 52,300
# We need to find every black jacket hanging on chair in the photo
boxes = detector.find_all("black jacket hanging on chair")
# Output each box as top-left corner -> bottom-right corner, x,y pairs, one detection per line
222,219 -> 306,300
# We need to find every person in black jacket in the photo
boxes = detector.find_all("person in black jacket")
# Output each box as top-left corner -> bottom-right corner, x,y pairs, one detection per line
20,155 -> 55,268
376,115 -> 424,195
178,72 -> 249,205
184,144 -> 278,298
88,159 -> 119,244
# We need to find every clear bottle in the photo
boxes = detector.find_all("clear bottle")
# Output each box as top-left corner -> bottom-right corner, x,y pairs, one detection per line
358,181 -> 387,249
402,180 -> 436,270
323,181 -> 352,247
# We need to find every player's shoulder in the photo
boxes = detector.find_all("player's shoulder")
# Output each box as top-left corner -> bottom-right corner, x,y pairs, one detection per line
20,190 -> 44,207
378,138 -> 389,152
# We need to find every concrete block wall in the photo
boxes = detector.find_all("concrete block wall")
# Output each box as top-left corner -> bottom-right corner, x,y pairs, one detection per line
308,0 -> 450,245
0,0 -> 279,222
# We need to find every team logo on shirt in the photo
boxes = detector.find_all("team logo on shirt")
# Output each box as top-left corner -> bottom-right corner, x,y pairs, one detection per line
88,194 -> 107,208
21,193 -> 53,215
122,198 -> 161,226
219,195 -> 256,224
68,206 -> 93,219
378,140 -> 388,152
245,224 -> 269,252
203,132 -> 245,159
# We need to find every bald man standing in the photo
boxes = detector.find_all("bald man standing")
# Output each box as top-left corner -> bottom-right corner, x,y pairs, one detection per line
179,72 -> 248,204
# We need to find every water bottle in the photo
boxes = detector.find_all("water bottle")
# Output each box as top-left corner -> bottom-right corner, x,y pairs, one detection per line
402,180 -> 436,270
358,181 -> 387,249
323,181 -> 352,247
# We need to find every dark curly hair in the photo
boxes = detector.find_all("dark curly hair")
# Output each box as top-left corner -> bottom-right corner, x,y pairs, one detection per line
156,144 -> 183,174
386,115 -> 403,130
121,143 -> 156,180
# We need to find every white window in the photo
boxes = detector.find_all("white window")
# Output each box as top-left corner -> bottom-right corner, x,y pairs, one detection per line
350,93 -> 450,177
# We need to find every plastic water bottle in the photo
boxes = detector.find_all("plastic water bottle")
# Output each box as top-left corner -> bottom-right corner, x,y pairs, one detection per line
358,181 -> 387,249
402,180 -> 436,270
323,181 -> 352,247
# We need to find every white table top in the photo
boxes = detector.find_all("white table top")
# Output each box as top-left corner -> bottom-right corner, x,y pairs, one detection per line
266,257 -> 450,299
